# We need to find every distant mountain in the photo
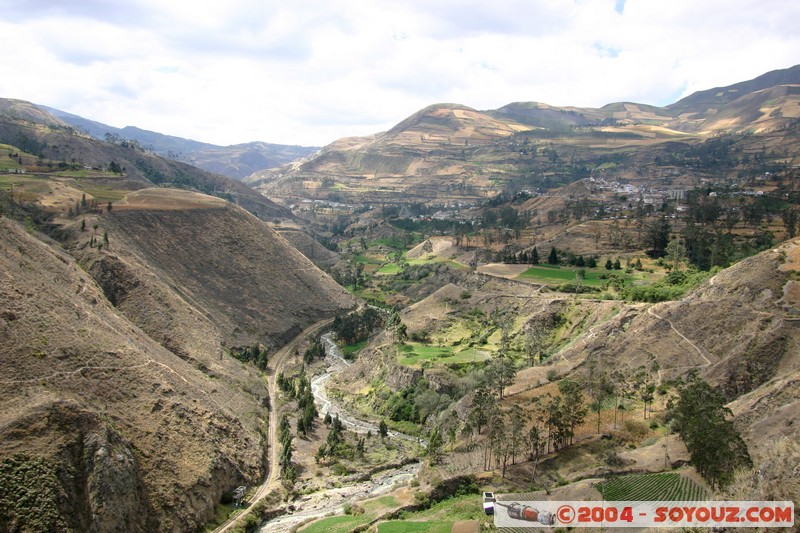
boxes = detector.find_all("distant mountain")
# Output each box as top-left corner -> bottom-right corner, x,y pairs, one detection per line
248,65 -> 800,204
0,99 -> 293,219
39,105 -> 318,180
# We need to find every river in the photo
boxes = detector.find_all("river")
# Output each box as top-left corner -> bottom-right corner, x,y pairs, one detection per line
258,333 -> 423,532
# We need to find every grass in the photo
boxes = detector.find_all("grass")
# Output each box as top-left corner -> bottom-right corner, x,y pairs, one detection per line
203,504 -> 240,532
81,187 -> 127,202
342,340 -> 368,358
377,522 -> 453,533
376,493 -> 489,532
299,514 -> 372,533
517,265 -> 614,287
376,263 -> 401,275
0,175 -> 51,195
371,496 -> 399,508
397,343 -> 489,367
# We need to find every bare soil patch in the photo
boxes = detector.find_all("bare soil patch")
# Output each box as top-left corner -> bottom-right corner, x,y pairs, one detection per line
115,188 -> 228,211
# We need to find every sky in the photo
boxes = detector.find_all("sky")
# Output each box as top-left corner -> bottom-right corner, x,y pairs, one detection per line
1,0 -> 799,147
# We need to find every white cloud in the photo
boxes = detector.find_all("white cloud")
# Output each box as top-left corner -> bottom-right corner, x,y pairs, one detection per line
0,0 -> 798,146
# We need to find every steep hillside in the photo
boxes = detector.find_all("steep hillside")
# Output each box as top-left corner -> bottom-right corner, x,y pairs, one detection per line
0,217 -> 266,531
0,182 -> 358,530
325,238 -> 799,487
80,188 -> 357,352
515,239 -> 800,455
667,64 -> 800,117
250,65 -> 800,205
39,105 -> 318,180
272,225 -> 342,269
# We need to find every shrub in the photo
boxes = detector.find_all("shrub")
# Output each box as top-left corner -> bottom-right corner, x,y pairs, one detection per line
623,420 -> 649,441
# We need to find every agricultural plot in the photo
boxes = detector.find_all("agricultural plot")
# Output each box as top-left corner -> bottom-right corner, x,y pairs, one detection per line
377,521 -> 453,533
397,343 -> 490,367
595,472 -> 707,501
517,265 -> 611,287
376,263 -> 401,275
299,514 -> 371,533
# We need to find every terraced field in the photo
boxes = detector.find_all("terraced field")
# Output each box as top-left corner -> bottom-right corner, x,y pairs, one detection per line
595,472 -> 707,501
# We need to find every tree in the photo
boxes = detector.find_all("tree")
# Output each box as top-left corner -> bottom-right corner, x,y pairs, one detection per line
326,414 -> 344,457
666,238 -> 686,271
531,246 -> 540,264
427,428 -> 444,464
557,379 -> 587,447
527,423 -> 545,482
469,387 -> 494,435
487,411 -> 510,475
669,372 -> 752,489
378,419 -> 388,440
486,356 -> 516,399
525,320 -> 549,367
782,208 -> 798,239
508,405 -> 525,465
547,247 -> 559,265
278,414 -> 294,483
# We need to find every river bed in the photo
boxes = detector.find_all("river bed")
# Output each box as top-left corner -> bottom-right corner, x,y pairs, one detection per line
259,333 -> 423,532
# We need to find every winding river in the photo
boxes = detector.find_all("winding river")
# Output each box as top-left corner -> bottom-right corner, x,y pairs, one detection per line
258,333 -> 423,532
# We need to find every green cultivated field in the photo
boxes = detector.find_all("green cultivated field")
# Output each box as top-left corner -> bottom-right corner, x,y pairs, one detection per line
299,515 -> 371,533
375,493 -> 489,531
377,522 -> 453,533
342,340 -> 368,358
397,343 -> 489,367
596,472 -> 707,501
517,265 -> 611,287
376,263 -> 401,275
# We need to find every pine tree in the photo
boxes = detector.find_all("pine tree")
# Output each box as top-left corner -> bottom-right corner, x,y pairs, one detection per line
531,246 -> 539,264
547,246 -> 559,265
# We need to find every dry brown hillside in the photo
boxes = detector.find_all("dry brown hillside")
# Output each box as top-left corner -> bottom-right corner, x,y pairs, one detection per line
0,217 -> 264,532
0,188 -> 358,531
249,66 -> 800,207
81,189 -> 357,353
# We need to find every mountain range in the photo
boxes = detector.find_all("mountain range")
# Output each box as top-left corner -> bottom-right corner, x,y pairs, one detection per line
248,64 -> 800,205
30,104 -> 318,180
1,64 -> 799,531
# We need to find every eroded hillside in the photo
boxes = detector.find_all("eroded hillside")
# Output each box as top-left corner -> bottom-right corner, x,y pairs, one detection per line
80,189 -> 357,352
0,186 -> 359,531
0,217 -> 264,531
